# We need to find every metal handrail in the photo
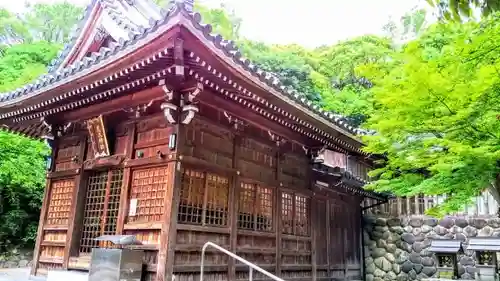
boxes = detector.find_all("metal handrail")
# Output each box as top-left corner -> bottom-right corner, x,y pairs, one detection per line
199,242 -> 286,281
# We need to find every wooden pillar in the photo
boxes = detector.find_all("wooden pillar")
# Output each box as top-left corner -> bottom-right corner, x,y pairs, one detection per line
31,178 -> 53,276
311,196 -> 317,281
228,135 -> 241,281
63,135 -> 87,268
325,202 -> 331,278
161,122 -> 185,281
275,149 -> 283,276
116,122 -> 136,234
31,137 -> 59,276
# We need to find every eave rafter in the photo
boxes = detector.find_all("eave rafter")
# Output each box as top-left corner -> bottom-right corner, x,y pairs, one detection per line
186,52 -> 359,154
9,48 -> 173,124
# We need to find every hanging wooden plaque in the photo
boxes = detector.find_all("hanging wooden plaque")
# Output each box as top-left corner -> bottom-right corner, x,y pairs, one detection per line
86,115 -> 110,158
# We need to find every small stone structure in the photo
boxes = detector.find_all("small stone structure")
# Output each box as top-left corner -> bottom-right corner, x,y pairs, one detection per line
364,215 -> 500,281
0,249 -> 33,269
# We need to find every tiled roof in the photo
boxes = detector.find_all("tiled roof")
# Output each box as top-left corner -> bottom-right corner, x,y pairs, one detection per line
0,0 -> 367,144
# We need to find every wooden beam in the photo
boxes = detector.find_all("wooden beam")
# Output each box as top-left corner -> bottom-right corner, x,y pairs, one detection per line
63,135 -> 87,268
116,122 -> 136,234
61,86 -> 164,123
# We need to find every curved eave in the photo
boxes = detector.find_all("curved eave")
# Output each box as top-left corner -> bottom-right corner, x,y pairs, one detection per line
49,0 -> 101,73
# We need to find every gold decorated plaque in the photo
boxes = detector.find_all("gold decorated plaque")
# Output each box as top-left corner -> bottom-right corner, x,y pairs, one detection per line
86,115 -> 110,158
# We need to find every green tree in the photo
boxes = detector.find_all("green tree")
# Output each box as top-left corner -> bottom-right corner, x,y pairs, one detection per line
0,2 -> 82,44
426,0 -> 500,21
0,42 -> 57,250
360,15 -> 500,215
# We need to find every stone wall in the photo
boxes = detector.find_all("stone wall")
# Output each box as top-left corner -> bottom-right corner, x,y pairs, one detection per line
363,215 -> 500,281
0,249 -> 33,268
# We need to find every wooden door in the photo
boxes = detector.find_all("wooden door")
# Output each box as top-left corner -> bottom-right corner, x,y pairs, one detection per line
79,169 -> 124,254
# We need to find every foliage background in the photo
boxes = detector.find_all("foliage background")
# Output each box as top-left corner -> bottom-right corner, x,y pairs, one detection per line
0,0 -> 498,250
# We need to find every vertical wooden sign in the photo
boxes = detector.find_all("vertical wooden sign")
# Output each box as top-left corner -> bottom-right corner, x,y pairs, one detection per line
86,115 -> 110,158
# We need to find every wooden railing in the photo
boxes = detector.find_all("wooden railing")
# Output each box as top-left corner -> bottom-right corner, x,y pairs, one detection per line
363,190 -> 500,217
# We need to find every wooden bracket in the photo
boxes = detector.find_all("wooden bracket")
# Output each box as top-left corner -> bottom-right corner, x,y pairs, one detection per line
223,111 -> 246,133
123,100 -> 154,118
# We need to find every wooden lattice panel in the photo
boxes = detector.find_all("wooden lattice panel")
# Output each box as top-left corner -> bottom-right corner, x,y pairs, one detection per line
40,245 -> 64,261
175,230 -> 229,245
79,170 -> 124,254
295,195 -> 310,236
46,179 -> 75,226
281,192 -> 294,234
178,169 -> 229,227
178,169 -> 205,225
281,192 -> 310,236
124,230 -> 160,245
205,173 -> 229,226
174,251 -> 228,265
280,271 -> 313,279
174,273 -> 228,281
236,252 -> 275,265
43,230 -> 66,243
238,183 -> 273,231
236,270 -> 276,281
237,235 -> 275,249
128,167 -> 169,223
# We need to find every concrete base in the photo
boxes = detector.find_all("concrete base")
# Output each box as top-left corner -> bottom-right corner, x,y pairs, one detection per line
46,270 -> 88,281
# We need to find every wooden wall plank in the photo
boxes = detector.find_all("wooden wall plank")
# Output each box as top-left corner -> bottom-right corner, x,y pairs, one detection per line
32,137 -> 59,276
63,135 -> 87,268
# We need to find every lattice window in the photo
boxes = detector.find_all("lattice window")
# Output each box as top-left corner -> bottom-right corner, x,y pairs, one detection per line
478,251 -> 495,265
205,174 -> 229,226
281,192 -> 310,236
79,170 -> 124,254
46,179 -> 75,226
437,254 -> 454,268
281,192 -> 294,234
295,195 -> 310,236
128,167 -> 169,223
237,183 -> 273,231
177,169 -> 229,227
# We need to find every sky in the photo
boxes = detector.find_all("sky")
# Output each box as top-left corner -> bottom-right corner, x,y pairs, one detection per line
2,0 -> 430,47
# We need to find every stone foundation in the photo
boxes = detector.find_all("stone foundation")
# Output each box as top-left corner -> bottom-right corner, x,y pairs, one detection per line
0,249 -> 33,269
364,216 -> 500,281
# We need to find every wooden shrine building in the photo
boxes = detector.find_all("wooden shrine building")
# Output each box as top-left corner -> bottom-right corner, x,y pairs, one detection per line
0,0 -> 388,280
